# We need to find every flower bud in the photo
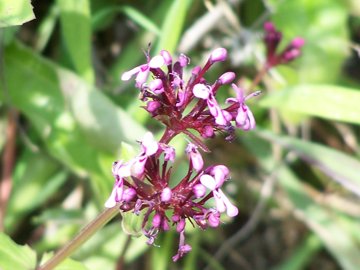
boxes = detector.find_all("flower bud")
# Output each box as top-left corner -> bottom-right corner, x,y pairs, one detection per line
160,50 -> 172,65
161,187 -> 172,202
123,188 -> 136,202
218,72 -> 235,85
193,184 -> 207,198
152,213 -> 162,228
146,101 -> 161,113
201,125 -> 214,138
209,48 -> 227,63
176,219 -> 186,232
149,79 -> 164,94
208,211 -> 221,227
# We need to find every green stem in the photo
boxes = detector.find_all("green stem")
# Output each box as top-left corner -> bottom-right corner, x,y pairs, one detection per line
37,206 -> 119,270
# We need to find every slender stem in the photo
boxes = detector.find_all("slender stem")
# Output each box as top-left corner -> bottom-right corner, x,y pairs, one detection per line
37,207 -> 119,270
248,65 -> 268,92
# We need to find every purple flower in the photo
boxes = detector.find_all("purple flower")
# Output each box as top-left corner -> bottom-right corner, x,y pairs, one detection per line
263,21 -> 305,68
200,165 -> 239,217
172,230 -> 192,262
193,83 -> 229,125
226,84 -> 260,131
185,142 -> 204,172
121,55 -> 165,88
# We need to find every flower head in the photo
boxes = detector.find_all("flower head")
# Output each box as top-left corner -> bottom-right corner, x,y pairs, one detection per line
263,21 -> 305,68
105,131 -> 239,260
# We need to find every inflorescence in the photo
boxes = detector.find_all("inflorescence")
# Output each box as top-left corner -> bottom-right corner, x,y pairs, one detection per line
105,22 -> 303,261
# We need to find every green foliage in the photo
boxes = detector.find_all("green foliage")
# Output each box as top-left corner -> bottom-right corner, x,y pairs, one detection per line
0,233 -> 36,270
260,84 -> 360,125
0,0 -> 35,27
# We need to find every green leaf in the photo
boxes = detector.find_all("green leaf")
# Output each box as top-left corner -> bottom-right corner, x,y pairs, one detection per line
0,233 -> 36,270
35,3 -> 59,52
5,150 -> 66,232
155,0 -> 193,53
0,0 -> 35,27
1,41 -> 145,203
242,133 -> 360,270
57,0 -> 94,83
92,5 -> 160,34
259,84 -> 360,125
255,129 -> 360,197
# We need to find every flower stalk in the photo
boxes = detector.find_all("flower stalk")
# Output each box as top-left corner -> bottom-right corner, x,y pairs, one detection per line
37,207 -> 119,270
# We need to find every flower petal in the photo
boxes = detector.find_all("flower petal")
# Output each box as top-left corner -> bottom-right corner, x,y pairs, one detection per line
200,174 -> 216,190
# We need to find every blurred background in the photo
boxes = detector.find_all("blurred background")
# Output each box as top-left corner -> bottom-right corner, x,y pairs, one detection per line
1,0 -> 360,269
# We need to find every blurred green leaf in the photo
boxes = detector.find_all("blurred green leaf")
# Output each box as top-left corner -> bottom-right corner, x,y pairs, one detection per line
242,133 -> 360,270
155,0 -> 192,54
92,5 -> 160,34
109,1 -> 172,87
35,3 -> 59,52
5,150 -> 67,232
1,41 -> 145,203
151,231 -> 175,270
0,233 -> 36,270
0,0 -> 35,27
57,0 -> 94,83
256,129 -> 360,197
259,84 -> 360,125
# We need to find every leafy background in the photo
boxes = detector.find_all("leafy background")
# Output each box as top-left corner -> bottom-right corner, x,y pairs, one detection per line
1,0 -> 360,269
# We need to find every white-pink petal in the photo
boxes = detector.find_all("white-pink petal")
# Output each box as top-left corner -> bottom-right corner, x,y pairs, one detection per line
218,189 -> 239,217
121,66 -> 141,81
142,132 -> 159,156
193,84 -> 210,99
200,174 -> 216,190
149,55 -> 165,68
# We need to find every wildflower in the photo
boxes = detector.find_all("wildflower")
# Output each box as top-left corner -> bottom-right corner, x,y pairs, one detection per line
225,84 -> 261,131
200,165 -> 239,217
104,42 -> 307,261
264,21 -> 305,68
105,132 -> 239,261
121,54 -> 165,88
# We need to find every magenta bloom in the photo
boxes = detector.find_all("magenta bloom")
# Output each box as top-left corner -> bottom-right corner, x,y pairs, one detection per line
106,24 -> 304,262
263,21 -> 305,68
105,131 -> 238,261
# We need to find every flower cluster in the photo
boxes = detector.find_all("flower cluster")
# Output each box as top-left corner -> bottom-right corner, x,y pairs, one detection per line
121,47 -> 260,148
263,22 -> 305,68
106,24 -> 303,261
105,132 -> 237,261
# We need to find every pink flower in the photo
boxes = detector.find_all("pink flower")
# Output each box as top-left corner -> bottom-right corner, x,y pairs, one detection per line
121,55 -> 165,88
200,166 -> 238,217
131,132 -> 159,177
226,84 -> 260,131
193,83 -> 230,125
185,143 -> 204,172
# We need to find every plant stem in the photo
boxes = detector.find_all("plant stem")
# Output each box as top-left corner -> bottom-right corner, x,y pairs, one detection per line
37,206 -> 119,270
248,65 -> 268,92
